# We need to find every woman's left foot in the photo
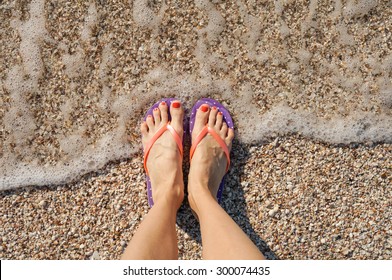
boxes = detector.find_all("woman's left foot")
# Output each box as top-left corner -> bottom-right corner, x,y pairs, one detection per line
187,104 -> 234,213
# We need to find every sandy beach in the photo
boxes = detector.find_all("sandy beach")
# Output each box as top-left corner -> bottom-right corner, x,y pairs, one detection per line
0,0 -> 391,259
1,136 -> 391,259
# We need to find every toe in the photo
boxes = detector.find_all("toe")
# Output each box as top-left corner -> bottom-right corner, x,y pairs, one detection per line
221,122 -> 228,137
192,103 -> 209,139
208,106 -> 218,127
141,121 -> 149,136
215,111 -> 223,129
196,104 -> 209,125
227,128 -> 235,144
146,114 -> 154,129
170,100 -> 184,138
153,107 -> 161,127
159,101 -> 169,123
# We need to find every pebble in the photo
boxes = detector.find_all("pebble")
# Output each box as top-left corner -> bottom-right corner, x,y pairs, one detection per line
38,200 -> 47,208
91,251 -> 101,260
268,206 -> 279,218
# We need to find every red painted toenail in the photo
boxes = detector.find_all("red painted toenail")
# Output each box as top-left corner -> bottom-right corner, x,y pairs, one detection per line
161,101 -> 166,106
212,106 -> 217,110
172,101 -> 181,108
200,104 -> 209,112
218,112 -> 223,115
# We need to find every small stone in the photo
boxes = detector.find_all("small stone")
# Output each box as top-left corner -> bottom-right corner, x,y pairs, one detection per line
387,238 -> 392,248
268,206 -> 279,218
241,181 -> 249,187
276,154 -> 284,160
265,200 -> 272,207
272,137 -> 279,147
374,234 -> 382,241
120,220 -> 127,228
321,238 -> 326,244
38,200 -> 47,208
91,251 -> 101,260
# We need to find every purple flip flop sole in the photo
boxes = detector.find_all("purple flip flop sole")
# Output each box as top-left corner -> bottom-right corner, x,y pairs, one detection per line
189,98 -> 234,204
144,98 -> 180,207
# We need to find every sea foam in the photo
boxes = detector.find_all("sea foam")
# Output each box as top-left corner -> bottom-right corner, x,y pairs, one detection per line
0,0 -> 391,190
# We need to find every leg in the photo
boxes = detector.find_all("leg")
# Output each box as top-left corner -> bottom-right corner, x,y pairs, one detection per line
188,105 -> 265,260
121,194 -> 181,259
121,101 -> 184,260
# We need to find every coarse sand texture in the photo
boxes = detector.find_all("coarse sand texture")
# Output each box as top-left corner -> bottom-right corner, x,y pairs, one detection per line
0,0 -> 391,260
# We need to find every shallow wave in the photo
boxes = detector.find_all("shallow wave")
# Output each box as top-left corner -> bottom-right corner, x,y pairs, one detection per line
0,0 -> 391,189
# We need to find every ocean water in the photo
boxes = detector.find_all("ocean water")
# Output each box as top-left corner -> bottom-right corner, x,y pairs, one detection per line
0,0 -> 391,190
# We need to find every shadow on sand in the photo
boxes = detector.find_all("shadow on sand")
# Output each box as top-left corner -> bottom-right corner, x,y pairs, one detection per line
176,139 -> 279,260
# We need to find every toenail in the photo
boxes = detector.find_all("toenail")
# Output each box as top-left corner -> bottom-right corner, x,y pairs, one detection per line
161,101 -> 166,106
172,101 -> 181,108
153,108 -> 158,111
147,115 -> 152,118
218,111 -> 223,115
212,106 -> 217,110
200,104 -> 209,112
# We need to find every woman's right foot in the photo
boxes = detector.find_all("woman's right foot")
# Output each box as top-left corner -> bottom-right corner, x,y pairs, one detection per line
187,104 -> 234,213
141,100 -> 184,209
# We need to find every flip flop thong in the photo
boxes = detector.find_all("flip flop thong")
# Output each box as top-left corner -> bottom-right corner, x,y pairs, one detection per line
143,98 -> 183,207
189,98 -> 234,203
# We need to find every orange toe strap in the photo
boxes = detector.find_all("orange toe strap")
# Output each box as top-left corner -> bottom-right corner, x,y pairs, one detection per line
190,126 -> 230,173
143,122 -> 183,176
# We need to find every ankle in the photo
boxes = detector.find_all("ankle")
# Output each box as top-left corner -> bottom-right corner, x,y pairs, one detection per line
188,184 -> 216,214
153,183 -> 184,209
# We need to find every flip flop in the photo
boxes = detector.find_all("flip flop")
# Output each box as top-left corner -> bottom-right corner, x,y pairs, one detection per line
189,98 -> 234,203
143,98 -> 183,207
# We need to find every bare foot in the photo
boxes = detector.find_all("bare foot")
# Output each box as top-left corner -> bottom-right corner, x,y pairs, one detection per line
188,104 -> 234,213
141,100 -> 184,209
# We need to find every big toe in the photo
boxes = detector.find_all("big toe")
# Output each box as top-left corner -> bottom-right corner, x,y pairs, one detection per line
170,100 -> 184,138
192,103 -> 210,137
